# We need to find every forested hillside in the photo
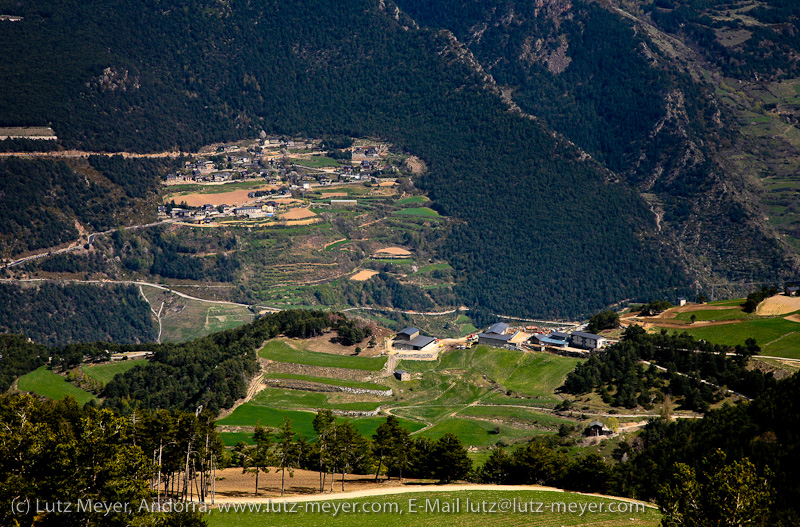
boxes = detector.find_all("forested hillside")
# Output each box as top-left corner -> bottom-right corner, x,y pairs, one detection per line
0,282 -> 156,346
0,0 -> 797,317
0,156 -> 176,256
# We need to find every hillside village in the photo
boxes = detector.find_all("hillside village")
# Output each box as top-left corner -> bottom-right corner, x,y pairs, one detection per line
160,137 -> 407,223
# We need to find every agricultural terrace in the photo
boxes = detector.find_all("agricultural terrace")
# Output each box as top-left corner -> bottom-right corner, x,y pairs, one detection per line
259,340 -> 387,371
207,490 -> 660,527
638,298 -> 800,359
234,341 -> 583,451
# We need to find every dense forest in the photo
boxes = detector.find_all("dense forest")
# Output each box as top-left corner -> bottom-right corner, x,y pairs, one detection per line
104,310 -> 347,413
0,394 -> 209,527
561,326 -> 773,411
0,335 -> 49,392
0,282 -> 156,346
0,0 -> 756,318
0,156 -> 176,257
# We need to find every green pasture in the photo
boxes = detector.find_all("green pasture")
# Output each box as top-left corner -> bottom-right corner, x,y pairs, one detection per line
18,366 -> 97,405
397,196 -> 429,205
81,359 -> 146,385
259,340 -> 387,371
265,373 -> 390,391
394,207 -> 440,217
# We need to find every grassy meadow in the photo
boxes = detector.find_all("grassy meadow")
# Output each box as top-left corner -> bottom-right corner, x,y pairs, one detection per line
18,366 -> 97,405
81,359 -> 146,385
259,340 -> 387,371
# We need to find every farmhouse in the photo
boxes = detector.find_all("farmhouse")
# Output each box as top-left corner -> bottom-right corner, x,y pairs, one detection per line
393,327 -> 438,352
233,206 -> 262,216
585,421 -> 613,437
570,331 -> 607,350
785,284 -> 799,297
477,322 -> 520,349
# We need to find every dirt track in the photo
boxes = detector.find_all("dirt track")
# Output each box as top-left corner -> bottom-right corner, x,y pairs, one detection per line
209,471 -> 655,509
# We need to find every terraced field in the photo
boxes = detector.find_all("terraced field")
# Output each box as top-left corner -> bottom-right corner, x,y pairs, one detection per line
260,340 -> 387,371
223,341 -> 582,451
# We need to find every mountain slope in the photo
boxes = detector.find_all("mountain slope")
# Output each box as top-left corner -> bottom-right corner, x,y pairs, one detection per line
0,0 -> 796,317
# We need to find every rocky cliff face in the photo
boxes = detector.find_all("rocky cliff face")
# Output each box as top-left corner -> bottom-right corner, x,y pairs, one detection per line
394,0 -> 800,295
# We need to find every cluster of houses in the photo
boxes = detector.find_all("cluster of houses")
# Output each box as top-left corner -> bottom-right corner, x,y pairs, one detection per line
162,137 -> 402,192
530,329 -> 608,354
393,327 -> 438,352
158,196 -> 289,222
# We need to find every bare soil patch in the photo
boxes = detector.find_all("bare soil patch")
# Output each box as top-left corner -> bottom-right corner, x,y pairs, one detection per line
757,294 -> 800,316
301,333 -> 384,358
351,270 -> 379,281
213,467 -> 408,498
403,156 -> 426,174
374,246 -> 412,256
168,188 -> 272,207
281,208 -> 317,220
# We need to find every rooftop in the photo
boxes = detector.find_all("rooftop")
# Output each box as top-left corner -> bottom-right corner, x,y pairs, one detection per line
572,331 -> 605,340
486,322 -> 509,335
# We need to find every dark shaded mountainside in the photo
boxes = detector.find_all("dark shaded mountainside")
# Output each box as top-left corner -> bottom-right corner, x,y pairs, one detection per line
0,0 -> 798,318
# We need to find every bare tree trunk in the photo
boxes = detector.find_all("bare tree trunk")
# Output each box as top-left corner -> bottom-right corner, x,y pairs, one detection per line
281,466 -> 285,497
374,454 -> 382,482
255,468 -> 259,498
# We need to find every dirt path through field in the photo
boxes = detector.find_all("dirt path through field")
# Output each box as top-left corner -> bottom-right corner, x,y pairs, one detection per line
210,480 -> 656,508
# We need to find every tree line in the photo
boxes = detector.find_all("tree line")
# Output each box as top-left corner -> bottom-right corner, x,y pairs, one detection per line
234,412 -> 472,498
560,326 -> 774,412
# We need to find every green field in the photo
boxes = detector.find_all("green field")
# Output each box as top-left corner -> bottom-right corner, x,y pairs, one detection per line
207,490 -> 660,527
436,347 -> 579,401
761,332 -> 800,359
219,405 -> 424,439
418,263 -> 453,273
259,340 -> 387,371
221,388 -> 383,416
394,207 -> 440,217
81,359 -> 147,385
324,239 -> 350,251
289,156 -> 341,168
397,195 -> 429,205
459,324 -> 478,337
18,366 -> 97,405
707,298 -> 745,306
417,417 -> 548,446
266,373 -> 390,391
673,308 -> 748,322
663,317 -> 800,358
